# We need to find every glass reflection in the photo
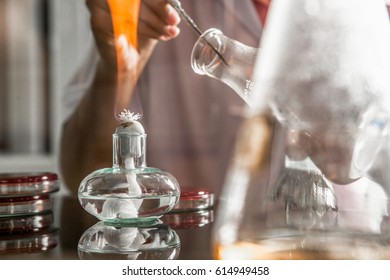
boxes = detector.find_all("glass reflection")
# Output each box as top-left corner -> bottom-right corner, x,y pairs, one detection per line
78,221 -> 180,260
0,211 -> 58,254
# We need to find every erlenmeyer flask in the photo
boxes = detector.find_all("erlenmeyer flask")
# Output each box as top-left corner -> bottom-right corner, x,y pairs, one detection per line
214,0 -> 390,259
191,28 -> 258,105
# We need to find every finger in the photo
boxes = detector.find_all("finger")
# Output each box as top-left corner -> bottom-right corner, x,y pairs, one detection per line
140,1 -> 176,27
142,0 -> 180,25
139,1 -> 180,40
141,0 -> 180,33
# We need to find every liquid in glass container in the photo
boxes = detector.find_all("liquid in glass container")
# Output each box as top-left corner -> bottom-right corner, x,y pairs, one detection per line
78,221 -> 180,260
78,111 -> 180,225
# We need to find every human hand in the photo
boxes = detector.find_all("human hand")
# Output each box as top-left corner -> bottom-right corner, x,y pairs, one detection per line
85,0 -> 181,71
139,0 -> 181,44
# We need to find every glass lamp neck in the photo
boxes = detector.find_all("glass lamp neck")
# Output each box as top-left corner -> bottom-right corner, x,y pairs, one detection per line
112,133 -> 147,169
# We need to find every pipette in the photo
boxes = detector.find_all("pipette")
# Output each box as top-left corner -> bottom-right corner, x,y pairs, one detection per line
168,0 -> 228,65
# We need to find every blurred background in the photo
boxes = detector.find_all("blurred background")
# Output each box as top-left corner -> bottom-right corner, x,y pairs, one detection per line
0,0 -> 389,176
0,0 -> 90,175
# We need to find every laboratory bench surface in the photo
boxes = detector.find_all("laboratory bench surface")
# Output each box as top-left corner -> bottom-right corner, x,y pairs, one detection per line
0,194 -> 215,260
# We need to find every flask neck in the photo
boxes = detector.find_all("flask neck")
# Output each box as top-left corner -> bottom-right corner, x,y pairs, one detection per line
191,28 -> 225,75
191,28 -> 258,105
112,133 -> 147,169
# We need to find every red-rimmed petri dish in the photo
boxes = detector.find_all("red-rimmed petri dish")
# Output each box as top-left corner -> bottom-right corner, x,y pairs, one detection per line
0,211 -> 54,234
0,172 -> 59,217
172,188 -> 214,212
162,209 -> 214,229
0,172 -> 60,197
0,227 -> 59,254
0,194 -> 53,217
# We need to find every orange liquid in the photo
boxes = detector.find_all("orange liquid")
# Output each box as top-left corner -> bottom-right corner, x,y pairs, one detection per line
107,0 -> 140,72
107,0 -> 141,115
214,238 -> 390,260
215,242 -> 337,260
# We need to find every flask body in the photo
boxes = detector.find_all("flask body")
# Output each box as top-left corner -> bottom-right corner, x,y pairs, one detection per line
214,0 -> 390,260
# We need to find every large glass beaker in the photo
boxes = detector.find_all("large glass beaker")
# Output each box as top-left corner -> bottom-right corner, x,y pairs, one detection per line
214,0 -> 390,259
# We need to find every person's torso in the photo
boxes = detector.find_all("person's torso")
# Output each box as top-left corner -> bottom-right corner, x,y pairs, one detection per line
136,0 -> 262,197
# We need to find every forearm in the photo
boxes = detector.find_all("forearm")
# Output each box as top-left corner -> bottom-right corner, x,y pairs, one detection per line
61,0 -> 179,193
60,61 -> 120,192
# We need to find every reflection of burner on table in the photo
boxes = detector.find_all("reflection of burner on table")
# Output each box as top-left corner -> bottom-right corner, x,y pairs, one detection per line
78,221 -> 181,260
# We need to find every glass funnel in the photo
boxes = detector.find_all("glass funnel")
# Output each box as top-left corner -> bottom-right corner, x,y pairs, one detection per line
214,0 -> 390,259
78,221 -> 180,260
78,111 -> 180,225
191,28 -> 258,105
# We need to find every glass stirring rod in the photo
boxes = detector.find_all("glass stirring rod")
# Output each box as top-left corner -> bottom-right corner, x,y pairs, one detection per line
168,0 -> 228,65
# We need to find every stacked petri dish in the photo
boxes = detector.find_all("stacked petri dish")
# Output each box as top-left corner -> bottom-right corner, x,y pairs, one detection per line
0,172 -> 60,254
162,188 -> 215,229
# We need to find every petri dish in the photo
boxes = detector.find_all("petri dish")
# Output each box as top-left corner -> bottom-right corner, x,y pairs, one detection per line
162,209 -> 214,229
0,194 -> 53,217
0,227 -> 59,254
172,188 -> 214,212
0,172 -> 60,197
0,211 -> 54,234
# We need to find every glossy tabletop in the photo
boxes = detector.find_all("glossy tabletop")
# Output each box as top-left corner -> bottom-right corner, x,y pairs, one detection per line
0,194 -> 215,260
